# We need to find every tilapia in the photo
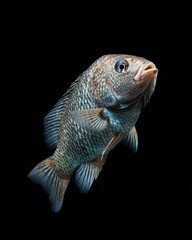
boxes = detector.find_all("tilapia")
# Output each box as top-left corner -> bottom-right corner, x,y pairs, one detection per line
28,54 -> 158,212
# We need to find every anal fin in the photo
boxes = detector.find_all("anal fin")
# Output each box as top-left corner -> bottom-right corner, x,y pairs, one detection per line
75,156 -> 107,193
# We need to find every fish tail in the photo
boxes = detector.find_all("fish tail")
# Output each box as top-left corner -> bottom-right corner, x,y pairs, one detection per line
28,158 -> 70,212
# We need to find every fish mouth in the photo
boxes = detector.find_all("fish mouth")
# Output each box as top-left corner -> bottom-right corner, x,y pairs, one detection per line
134,61 -> 158,82
137,62 -> 158,108
108,62 -> 158,112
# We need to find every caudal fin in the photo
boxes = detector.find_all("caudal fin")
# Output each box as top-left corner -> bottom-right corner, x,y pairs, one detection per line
28,158 -> 70,212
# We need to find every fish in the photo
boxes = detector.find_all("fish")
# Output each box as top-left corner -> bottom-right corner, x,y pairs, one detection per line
28,54 -> 158,212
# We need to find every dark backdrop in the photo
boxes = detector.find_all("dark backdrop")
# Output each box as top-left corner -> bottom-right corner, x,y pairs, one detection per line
5,4 -> 191,240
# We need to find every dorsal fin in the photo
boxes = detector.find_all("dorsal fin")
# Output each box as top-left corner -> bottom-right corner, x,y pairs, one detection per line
43,74 -> 83,149
43,97 -> 67,149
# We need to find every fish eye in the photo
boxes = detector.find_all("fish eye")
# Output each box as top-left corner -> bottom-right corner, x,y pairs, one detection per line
115,58 -> 129,73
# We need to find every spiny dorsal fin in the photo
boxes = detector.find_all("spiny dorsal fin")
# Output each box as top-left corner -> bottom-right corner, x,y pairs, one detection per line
28,158 -> 70,212
75,157 -> 107,193
124,127 -> 138,153
44,74 -> 83,149
44,97 -> 67,149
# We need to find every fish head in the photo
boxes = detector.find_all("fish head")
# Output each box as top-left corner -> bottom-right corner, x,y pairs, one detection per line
88,54 -> 158,110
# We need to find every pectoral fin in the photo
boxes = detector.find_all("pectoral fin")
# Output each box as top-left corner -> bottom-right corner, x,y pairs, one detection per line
71,108 -> 108,131
124,127 -> 138,153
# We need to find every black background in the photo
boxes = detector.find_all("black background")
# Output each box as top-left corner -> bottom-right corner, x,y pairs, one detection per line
4,3 -> 191,239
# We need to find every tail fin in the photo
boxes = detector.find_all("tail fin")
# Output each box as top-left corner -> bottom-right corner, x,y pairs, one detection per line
28,158 -> 70,212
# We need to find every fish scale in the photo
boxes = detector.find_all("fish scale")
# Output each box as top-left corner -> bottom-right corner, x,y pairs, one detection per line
28,54 -> 158,212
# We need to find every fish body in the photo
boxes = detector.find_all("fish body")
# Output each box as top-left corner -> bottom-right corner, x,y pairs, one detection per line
28,54 -> 158,212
